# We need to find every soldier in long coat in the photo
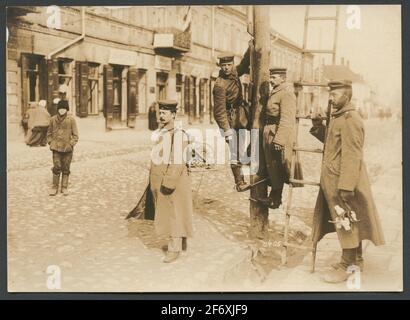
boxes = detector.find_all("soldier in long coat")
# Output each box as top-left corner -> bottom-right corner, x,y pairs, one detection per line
213,49 -> 251,192
310,80 -> 385,283
257,67 -> 303,209
149,100 -> 194,263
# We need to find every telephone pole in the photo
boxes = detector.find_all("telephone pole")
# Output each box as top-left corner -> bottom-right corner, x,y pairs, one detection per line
249,5 -> 270,239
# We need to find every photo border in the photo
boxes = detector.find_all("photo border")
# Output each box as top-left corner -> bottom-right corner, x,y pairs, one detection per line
1,0 -> 408,301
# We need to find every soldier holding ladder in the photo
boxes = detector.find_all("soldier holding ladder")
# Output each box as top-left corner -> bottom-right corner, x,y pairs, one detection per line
310,80 -> 385,283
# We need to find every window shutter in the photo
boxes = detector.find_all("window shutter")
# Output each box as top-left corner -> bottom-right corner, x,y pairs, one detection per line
184,75 -> 190,115
199,78 -> 205,122
209,79 -> 214,124
75,61 -> 81,116
190,77 -> 196,119
39,58 -> 48,101
46,59 -> 59,116
127,67 -> 138,128
79,62 -> 89,118
103,65 -> 114,129
20,54 -> 29,117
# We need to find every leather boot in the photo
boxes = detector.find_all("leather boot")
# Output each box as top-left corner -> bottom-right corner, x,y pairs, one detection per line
49,174 -> 60,196
61,174 -> 69,196
256,188 -> 283,209
162,237 -> 188,252
163,251 -> 180,263
325,248 -> 358,283
230,164 -> 250,192
331,245 -> 363,271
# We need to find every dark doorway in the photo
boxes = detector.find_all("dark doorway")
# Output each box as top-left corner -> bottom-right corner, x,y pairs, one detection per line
112,65 -> 124,125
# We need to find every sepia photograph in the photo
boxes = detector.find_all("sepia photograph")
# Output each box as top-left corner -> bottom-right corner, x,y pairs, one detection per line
5,3 -> 402,292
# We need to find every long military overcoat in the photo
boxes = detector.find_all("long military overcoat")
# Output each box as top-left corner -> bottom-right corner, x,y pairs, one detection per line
149,125 -> 194,238
310,103 -> 385,249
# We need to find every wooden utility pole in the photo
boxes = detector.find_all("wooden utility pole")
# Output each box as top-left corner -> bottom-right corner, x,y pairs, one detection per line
249,5 -> 270,239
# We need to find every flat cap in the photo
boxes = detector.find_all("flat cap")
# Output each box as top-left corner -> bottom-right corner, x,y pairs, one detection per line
269,67 -> 287,75
217,53 -> 235,64
158,100 -> 178,111
57,99 -> 69,110
328,80 -> 352,90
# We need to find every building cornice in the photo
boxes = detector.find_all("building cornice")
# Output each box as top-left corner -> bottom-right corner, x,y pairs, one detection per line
10,21 -> 156,57
217,5 -> 248,21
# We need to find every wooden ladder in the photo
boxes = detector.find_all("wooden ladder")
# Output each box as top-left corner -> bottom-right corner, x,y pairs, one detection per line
281,5 -> 340,273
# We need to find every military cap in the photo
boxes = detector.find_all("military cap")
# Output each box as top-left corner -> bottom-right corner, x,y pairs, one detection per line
57,99 -> 69,110
217,53 -> 235,64
328,80 -> 352,90
269,67 -> 287,75
158,100 -> 178,112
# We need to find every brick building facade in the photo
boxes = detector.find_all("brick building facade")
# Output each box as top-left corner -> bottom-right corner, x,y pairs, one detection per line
6,5 -> 314,140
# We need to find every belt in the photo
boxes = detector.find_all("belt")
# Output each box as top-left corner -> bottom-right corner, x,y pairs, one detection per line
265,115 -> 279,125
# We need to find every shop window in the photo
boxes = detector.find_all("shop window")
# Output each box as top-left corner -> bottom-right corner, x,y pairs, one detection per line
21,54 -> 47,116
113,66 -> 122,106
58,58 -> 73,106
176,74 -> 183,93
88,63 -> 100,115
156,72 -> 168,101
28,57 -> 40,102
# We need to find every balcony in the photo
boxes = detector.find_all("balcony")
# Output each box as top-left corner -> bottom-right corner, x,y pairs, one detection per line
153,27 -> 191,56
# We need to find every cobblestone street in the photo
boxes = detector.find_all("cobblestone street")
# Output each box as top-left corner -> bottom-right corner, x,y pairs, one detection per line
7,118 -> 402,292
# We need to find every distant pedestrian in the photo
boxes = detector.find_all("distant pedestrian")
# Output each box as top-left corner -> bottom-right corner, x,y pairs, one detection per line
26,100 -> 51,147
47,100 -> 79,196
22,101 -> 36,138
148,102 -> 159,131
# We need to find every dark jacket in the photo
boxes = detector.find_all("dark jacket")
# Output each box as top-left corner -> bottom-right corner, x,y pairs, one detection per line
47,114 -> 79,153
310,103 -> 385,248
212,48 -> 250,133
